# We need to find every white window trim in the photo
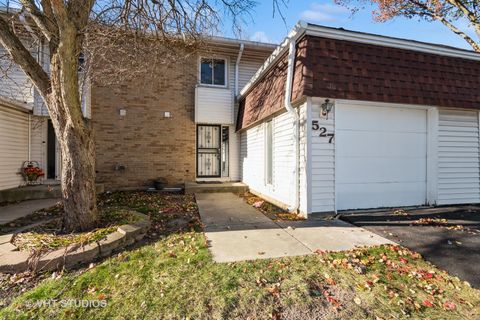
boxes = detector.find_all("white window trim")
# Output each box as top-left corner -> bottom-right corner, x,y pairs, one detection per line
264,120 -> 274,186
198,56 -> 228,88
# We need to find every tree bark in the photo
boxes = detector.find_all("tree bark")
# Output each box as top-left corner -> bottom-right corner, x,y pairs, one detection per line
47,21 -> 99,232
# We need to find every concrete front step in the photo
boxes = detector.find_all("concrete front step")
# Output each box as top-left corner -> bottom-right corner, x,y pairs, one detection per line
0,184 -> 105,203
185,182 -> 248,194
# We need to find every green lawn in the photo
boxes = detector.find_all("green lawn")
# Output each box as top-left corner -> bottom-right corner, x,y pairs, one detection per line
1,192 -> 479,319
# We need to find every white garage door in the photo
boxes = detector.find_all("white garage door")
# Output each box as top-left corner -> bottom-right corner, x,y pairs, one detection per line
336,104 -> 427,210
0,105 -> 29,190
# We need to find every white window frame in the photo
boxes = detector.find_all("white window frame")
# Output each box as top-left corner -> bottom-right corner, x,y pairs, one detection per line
264,120 -> 273,186
198,56 -> 228,88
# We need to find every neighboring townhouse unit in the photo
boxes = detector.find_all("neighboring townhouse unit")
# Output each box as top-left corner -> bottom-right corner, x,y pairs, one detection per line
237,22 -> 480,216
0,8 -> 91,190
0,33 -> 63,190
91,37 -> 275,188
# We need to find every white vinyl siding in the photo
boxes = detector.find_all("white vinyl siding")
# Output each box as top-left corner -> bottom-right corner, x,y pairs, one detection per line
437,109 -> 480,204
240,105 -> 307,212
238,56 -> 265,92
228,125 -> 241,181
195,87 -> 234,124
0,105 -> 29,190
0,46 -> 34,105
310,101 -> 336,213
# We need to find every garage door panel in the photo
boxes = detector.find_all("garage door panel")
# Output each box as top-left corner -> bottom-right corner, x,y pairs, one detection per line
337,157 -> 426,184
335,104 -> 427,210
0,106 -> 29,190
336,182 -> 427,210
337,105 -> 427,132
336,131 -> 426,157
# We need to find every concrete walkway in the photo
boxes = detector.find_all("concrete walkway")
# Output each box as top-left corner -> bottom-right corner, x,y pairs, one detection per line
196,193 -> 394,263
0,198 -> 60,224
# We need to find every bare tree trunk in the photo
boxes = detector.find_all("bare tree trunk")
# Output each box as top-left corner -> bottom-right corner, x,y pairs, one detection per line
48,23 -> 99,232
59,126 -> 98,232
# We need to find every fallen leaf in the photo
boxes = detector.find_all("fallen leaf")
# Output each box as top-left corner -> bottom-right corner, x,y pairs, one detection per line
444,301 -> 456,311
423,300 -> 433,308
354,297 -> 362,305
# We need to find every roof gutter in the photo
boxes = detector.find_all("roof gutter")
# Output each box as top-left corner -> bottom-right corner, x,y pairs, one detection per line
235,43 -> 244,97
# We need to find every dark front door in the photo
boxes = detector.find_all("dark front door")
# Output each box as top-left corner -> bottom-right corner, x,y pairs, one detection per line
197,125 -> 221,177
47,120 -> 56,179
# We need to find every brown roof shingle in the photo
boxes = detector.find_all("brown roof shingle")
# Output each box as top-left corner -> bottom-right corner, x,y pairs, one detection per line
237,35 -> 480,130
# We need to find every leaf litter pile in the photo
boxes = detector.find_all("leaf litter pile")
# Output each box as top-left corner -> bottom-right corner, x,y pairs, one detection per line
240,192 -> 305,221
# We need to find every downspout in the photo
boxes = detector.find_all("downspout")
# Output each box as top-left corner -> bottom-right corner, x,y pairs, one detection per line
235,43 -> 245,97
285,40 -> 300,212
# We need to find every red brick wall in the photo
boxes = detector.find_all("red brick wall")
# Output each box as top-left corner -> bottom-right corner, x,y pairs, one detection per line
92,56 -> 197,189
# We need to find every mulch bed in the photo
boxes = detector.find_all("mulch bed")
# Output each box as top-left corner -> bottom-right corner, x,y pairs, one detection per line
11,208 -> 140,253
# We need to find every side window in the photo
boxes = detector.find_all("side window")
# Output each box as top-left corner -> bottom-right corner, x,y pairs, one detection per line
200,58 -> 226,86
265,120 -> 273,185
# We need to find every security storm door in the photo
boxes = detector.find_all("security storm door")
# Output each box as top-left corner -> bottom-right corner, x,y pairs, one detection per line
197,125 -> 221,177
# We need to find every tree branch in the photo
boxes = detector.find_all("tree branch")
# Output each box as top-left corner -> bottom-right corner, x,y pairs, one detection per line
430,11 -> 480,51
0,15 -> 51,100
407,0 -> 480,51
20,0 -> 57,42
446,0 -> 480,36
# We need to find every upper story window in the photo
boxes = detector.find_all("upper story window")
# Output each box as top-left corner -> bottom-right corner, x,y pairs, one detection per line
200,58 -> 226,86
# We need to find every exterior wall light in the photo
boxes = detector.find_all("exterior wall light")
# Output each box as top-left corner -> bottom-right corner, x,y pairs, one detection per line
321,99 -> 334,119
119,108 -> 127,117
164,111 -> 171,118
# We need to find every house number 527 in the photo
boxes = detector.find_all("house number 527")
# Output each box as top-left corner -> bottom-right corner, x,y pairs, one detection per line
312,120 -> 335,143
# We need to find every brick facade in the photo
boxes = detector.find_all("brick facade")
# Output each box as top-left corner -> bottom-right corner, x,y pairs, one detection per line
92,55 -> 197,189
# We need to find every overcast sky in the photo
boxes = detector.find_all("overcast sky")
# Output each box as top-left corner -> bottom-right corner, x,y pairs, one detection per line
224,0 -> 478,50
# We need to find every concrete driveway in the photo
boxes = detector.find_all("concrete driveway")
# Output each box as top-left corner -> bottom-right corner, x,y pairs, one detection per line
341,206 -> 480,288
196,193 -> 393,263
